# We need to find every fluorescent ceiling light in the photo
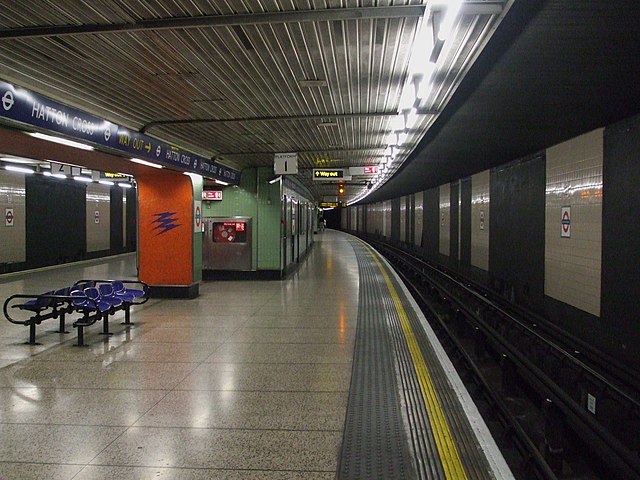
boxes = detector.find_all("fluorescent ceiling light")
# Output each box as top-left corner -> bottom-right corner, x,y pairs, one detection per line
438,0 -> 463,41
28,132 -> 94,151
98,180 -> 115,186
0,156 -> 37,165
43,171 -> 67,179
268,175 -> 281,184
118,182 -> 132,188
73,176 -> 93,183
391,114 -> 405,131
398,83 -> 416,111
5,165 -> 34,174
215,179 -> 230,186
131,158 -> 163,169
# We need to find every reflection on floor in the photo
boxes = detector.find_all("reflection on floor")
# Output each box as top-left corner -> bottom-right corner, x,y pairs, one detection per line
0,231 -> 357,479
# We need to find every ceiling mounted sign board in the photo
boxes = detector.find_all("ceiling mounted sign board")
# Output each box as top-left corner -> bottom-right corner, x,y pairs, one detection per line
274,152 -> 298,174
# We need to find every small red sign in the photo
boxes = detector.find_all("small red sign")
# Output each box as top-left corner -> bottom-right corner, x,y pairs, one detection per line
202,190 -> 222,200
363,166 -> 379,174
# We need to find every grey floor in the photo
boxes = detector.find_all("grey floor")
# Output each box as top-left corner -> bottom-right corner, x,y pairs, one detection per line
0,231 -> 358,479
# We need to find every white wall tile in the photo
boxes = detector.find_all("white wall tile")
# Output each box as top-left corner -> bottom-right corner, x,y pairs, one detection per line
0,170 -> 26,263
545,128 -> 603,316
414,192 -> 424,247
471,170 -> 490,270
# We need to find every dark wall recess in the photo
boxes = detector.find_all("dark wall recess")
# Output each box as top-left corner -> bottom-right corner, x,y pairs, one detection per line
489,153 -> 545,310
391,197 -> 400,244
448,181 -> 460,268
422,187 -> 440,260
601,114 -> 640,368
110,188 -> 124,253
406,195 -> 413,246
26,176 -> 86,269
460,177 -> 472,269
126,187 -> 137,251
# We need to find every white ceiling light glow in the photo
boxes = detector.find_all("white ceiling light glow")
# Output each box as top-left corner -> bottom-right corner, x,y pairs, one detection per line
349,0 -> 508,206
130,158 -> 163,169
5,165 -> 34,174
28,132 -> 94,151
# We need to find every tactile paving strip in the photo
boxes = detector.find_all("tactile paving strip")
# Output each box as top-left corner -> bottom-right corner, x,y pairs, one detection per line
337,243 -> 416,479
338,240 -> 497,480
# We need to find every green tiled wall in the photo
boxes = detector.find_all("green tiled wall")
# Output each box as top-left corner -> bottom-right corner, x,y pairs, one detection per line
257,168 -> 283,270
203,167 -> 282,270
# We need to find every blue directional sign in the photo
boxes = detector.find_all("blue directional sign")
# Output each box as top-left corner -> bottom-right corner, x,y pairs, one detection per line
0,80 -> 240,184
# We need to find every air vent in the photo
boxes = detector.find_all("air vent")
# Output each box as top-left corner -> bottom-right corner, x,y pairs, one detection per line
299,79 -> 328,88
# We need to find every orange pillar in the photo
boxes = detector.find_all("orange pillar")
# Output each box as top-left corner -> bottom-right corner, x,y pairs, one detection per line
137,169 -> 198,298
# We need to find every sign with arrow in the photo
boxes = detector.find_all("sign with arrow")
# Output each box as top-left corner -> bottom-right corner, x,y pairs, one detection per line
313,169 -> 345,180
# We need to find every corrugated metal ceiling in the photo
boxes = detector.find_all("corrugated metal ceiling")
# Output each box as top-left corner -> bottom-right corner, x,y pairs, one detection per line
0,1 -> 509,201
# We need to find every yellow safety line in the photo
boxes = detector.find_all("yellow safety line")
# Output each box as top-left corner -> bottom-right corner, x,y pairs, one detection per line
364,243 -> 468,480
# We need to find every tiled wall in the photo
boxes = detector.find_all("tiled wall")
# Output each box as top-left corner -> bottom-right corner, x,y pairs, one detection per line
86,183 -> 111,252
0,170 -> 26,263
256,168 -> 283,270
205,169 -> 258,269
383,200 -> 391,238
399,195 -> 407,242
471,170 -> 490,270
414,191 -> 423,247
439,184 -> 450,256
545,128 -> 603,316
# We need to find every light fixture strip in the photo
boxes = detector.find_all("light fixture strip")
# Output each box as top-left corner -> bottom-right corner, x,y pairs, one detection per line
28,132 -> 94,151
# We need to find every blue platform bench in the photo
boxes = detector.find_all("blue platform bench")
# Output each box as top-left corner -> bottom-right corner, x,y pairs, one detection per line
3,279 -> 148,346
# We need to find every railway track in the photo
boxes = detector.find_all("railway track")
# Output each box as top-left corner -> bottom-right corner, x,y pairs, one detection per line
362,236 -> 640,480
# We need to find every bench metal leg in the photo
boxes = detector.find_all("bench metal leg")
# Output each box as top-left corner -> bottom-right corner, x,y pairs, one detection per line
26,323 -> 40,345
101,313 -> 112,335
57,312 -> 69,334
76,325 -> 85,346
121,304 -> 134,326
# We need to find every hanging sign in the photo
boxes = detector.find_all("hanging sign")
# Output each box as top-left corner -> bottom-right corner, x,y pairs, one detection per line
202,190 -> 223,200
313,169 -> 345,180
274,152 -> 298,174
0,80 -> 240,184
